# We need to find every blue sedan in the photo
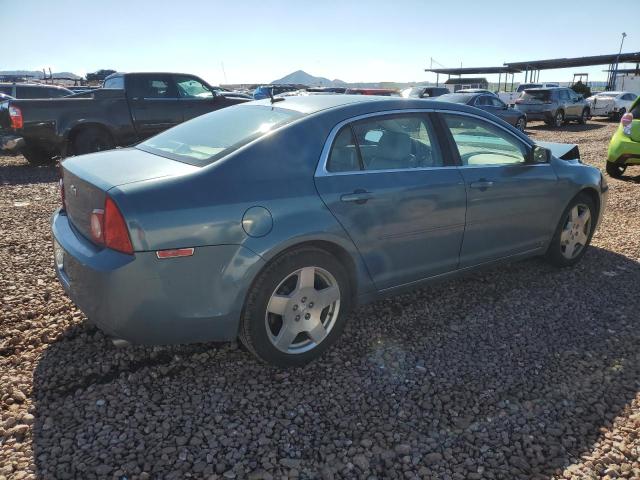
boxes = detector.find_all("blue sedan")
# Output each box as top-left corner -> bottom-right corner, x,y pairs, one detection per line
52,95 -> 607,367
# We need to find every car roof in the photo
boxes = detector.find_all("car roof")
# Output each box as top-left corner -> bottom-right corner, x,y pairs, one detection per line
0,82 -> 68,88
249,94 -> 514,121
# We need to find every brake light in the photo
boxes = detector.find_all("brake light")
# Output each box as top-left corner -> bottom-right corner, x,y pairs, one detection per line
621,112 -> 633,135
88,196 -> 133,254
9,105 -> 23,129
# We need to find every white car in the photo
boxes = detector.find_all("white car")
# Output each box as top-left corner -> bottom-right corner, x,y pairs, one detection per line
586,91 -> 638,119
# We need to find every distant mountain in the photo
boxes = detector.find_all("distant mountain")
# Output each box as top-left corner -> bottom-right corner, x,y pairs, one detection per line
271,70 -> 346,87
0,70 -> 81,80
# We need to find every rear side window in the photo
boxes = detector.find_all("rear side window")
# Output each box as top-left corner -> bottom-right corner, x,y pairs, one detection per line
137,104 -> 303,166
443,114 -> 527,166
327,114 -> 443,172
104,76 -> 124,89
15,86 -> 44,99
128,75 -> 177,99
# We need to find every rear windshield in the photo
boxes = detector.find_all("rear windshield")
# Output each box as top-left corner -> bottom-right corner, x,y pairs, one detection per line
437,93 -> 473,104
521,90 -> 552,101
137,105 -> 304,166
517,83 -> 541,92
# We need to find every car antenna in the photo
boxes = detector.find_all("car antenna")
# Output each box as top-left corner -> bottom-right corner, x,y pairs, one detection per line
269,88 -> 285,104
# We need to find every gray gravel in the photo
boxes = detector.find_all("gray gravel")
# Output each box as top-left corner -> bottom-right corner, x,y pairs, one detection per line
1,120 -> 639,479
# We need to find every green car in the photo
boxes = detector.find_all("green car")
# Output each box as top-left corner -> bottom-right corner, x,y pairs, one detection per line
607,96 -> 640,178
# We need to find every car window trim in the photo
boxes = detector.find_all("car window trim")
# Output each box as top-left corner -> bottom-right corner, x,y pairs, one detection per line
316,108 -> 537,176
317,110 -> 454,177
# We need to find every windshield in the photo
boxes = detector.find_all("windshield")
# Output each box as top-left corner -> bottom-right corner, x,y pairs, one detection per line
437,93 -> 473,104
137,105 -> 304,166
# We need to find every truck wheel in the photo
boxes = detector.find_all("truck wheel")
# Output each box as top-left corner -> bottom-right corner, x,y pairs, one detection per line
73,127 -> 114,155
606,161 -> 626,179
21,144 -> 55,165
577,108 -> 589,125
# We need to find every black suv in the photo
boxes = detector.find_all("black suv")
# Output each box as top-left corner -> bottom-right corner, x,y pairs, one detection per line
0,83 -> 72,99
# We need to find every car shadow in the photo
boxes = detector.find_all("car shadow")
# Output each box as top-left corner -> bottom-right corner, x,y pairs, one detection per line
526,122 -> 607,133
30,246 -> 640,478
0,158 -> 59,186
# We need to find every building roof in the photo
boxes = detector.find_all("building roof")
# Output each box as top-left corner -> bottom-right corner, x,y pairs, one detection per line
443,77 -> 488,85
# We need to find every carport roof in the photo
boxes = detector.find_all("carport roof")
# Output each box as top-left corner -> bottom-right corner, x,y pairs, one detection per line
425,66 -> 521,75
505,52 -> 640,71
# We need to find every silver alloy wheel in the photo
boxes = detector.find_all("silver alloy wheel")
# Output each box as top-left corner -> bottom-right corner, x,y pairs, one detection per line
516,117 -> 526,132
265,266 -> 340,354
555,111 -> 564,127
560,203 -> 591,260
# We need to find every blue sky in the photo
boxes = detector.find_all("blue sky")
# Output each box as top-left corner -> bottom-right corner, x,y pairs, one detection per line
3,0 -> 637,85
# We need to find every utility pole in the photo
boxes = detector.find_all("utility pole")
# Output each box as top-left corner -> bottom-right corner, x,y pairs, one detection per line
612,32 -> 627,90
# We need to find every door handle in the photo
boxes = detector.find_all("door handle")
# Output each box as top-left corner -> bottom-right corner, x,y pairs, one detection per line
340,190 -> 373,204
469,180 -> 494,190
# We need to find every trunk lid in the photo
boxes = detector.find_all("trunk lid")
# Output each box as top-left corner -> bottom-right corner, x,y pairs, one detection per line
62,147 -> 199,240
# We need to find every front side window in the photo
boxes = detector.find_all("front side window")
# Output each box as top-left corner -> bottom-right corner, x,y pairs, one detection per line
137,105 -> 303,166
443,114 -> 527,166
327,114 -> 443,172
176,76 -> 213,98
129,75 -> 176,99
47,88 -> 69,98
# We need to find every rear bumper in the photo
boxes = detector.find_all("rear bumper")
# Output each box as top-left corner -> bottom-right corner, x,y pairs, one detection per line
515,108 -> 553,121
0,132 -> 25,152
52,209 -> 265,345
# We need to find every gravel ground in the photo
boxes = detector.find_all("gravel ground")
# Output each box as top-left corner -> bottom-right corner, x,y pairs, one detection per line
1,120 -> 639,480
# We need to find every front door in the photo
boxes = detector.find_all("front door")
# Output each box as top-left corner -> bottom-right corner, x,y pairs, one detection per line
315,112 -> 466,290
126,74 -> 183,139
441,113 -> 559,268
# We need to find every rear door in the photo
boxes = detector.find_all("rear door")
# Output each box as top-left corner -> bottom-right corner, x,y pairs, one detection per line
314,112 -> 466,290
126,74 -> 183,139
441,112 -> 559,267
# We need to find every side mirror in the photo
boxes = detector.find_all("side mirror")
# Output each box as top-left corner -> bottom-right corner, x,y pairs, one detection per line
531,145 -> 551,164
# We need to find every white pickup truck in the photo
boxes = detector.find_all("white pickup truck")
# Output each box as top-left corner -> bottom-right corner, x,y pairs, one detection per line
586,91 -> 638,119
498,82 -> 559,106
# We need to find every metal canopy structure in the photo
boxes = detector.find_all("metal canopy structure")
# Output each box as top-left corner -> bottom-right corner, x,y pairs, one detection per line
425,67 -> 519,92
426,51 -> 640,90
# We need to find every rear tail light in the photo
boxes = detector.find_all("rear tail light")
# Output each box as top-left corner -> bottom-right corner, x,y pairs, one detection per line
89,196 -> 133,254
621,112 -> 633,135
9,105 -> 23,129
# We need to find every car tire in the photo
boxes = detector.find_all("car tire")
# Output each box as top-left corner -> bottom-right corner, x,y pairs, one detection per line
577,108 -> 589,125
73,127 -> 114,155
239,246 -> 351,367
606,161 -> 626,178
21,144 -> 55,165
616,108 -> 626,121
515,116 -> 526,132
545,192 -> 596,268
553,110 -> 564,128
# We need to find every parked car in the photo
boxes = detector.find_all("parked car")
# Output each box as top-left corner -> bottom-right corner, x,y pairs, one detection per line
401,86 -> 449,98
499,83 -> 559,105
0,72 -> 249,164
438,92 -> 527,131
606,96 -> 640,178
307,87 -> 347,94
457,88 -> 496,96
515,87 -> 590,127
52,95 -> 606,367
344,88 -> 400,96
253,85 -> 300,99
0,82 -> 73,99
586,91 -> 638,120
